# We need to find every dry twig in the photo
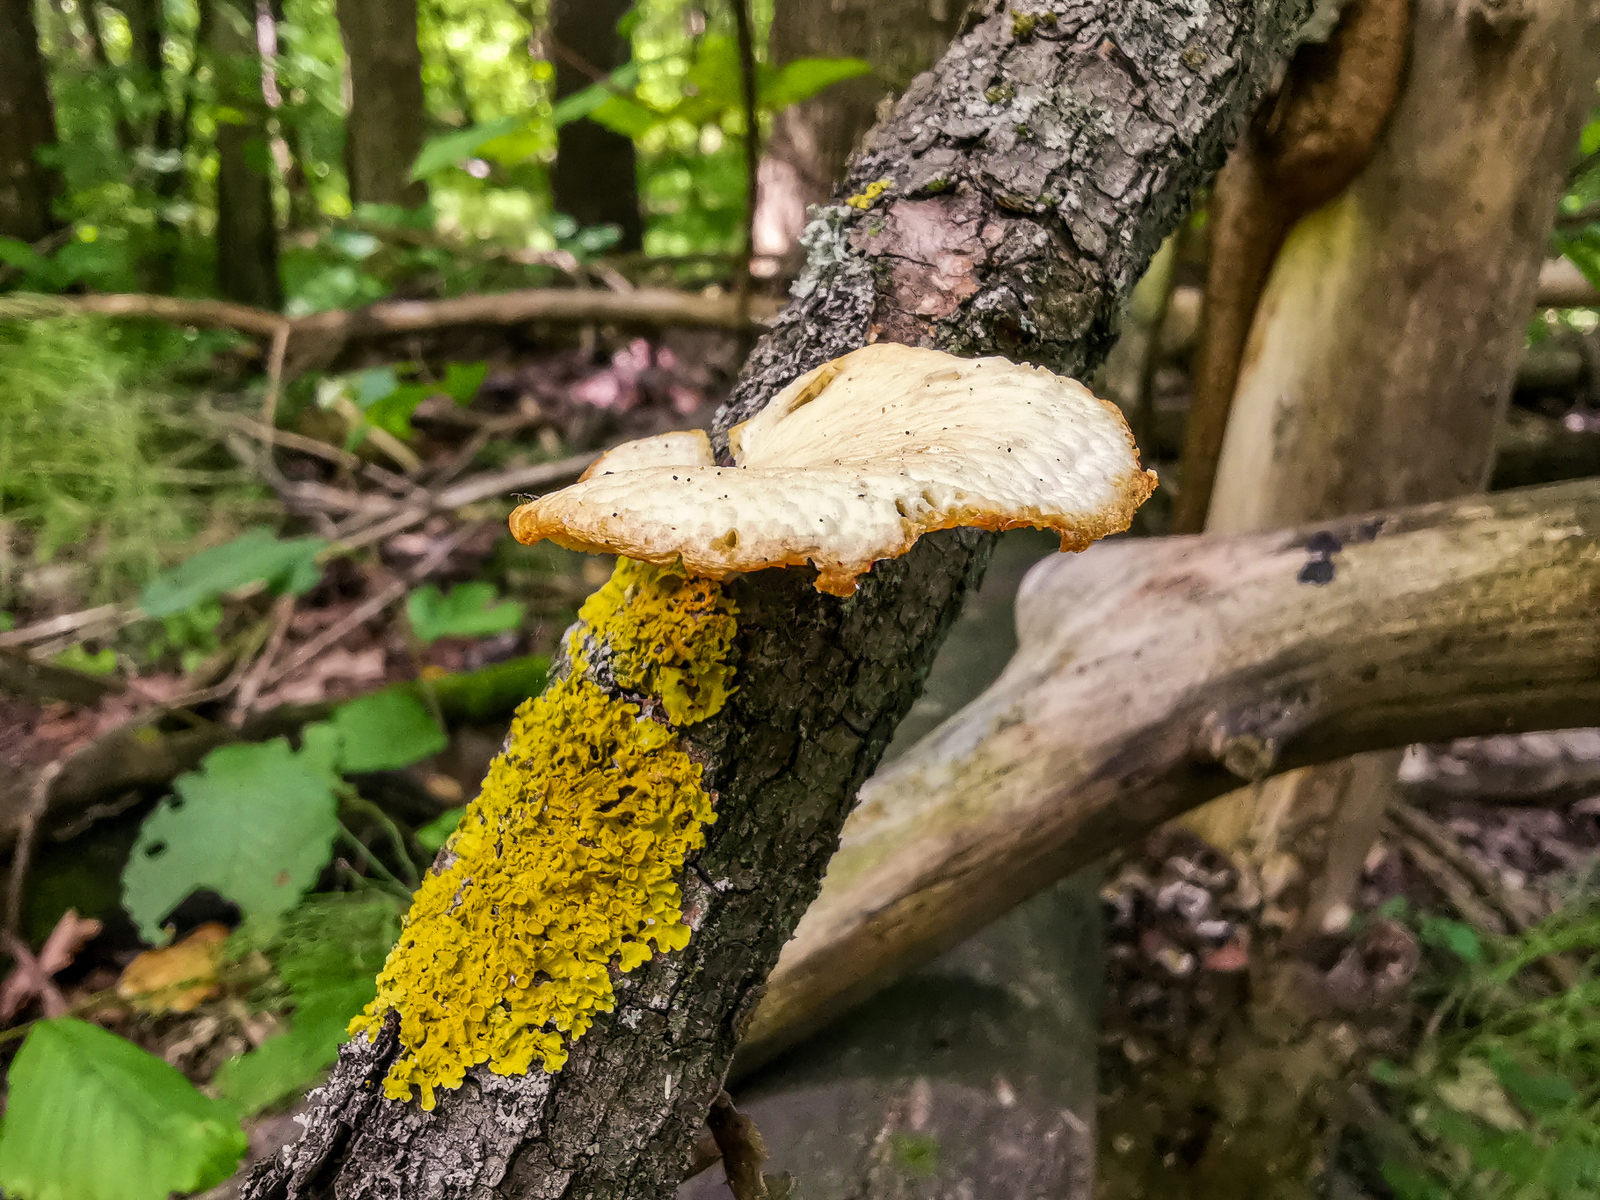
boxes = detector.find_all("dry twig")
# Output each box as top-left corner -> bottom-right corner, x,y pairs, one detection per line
6,762 -> 64,939
707,1090 -> 771,1200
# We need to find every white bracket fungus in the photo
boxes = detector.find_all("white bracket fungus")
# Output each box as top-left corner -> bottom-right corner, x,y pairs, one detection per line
510,344 -> 1157,596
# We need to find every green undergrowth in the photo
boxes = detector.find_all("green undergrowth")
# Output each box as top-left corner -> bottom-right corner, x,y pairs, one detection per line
1367,895 -> 1600,1200
0,318 -> 263,609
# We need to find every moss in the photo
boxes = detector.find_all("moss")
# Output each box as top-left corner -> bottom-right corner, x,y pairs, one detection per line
844,178 -> 895,211
349,560 -> 737,1108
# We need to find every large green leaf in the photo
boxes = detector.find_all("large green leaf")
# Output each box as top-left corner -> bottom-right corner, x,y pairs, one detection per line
406,581 -> 525,644
0,1018 -> 247,1200
121,728 -> 342,943
139,528 -> 327,618
331,690 -> 447,773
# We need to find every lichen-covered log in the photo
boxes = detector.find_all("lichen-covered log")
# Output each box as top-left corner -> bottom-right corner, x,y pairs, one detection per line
738,480 -> 1600,1068
242,3 -> 1313,1196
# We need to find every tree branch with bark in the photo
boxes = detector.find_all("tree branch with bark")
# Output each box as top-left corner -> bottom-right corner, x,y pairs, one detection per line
242,2 -> 1315,1196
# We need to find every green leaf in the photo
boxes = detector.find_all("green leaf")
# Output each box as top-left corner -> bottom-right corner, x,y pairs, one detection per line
1378,1160 -> 1447,1200
51,644 -> 118,676
351,366 -> 400,408
441,360 -> 488,405
1550,1138 -> 1600,1193
550,62 -> 642,126
0,1018 -> 247,1200
1421,916 -> 1482,963
1488,1051 -> 1579,1120
415,806 -> 465,853
362,383 -> 432,439
213,980 -> 375,1114
585,93 -> 669,139
121,728 -> 342,943
330,690 -> 447,773
139,529 -> 327,618
406,581 -> 525,644
268,892 -> 403,996
409,114 -> 525,179
760,57 -> 873,110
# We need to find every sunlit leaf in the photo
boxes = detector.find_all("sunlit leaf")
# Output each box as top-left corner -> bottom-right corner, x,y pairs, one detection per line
406,581 -> 525,643
0,1018 -> 247,1200
51,644 -> 118,676
760,57 -> 873,109
410,115 -> 525,180
121,728 -> 342,944
330,690 -> 447,773
138,528 -> 327,618
550,62 -> 642,126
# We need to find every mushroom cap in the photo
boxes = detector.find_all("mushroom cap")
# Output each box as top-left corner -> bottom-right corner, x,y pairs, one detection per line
510,344 -> 1157,596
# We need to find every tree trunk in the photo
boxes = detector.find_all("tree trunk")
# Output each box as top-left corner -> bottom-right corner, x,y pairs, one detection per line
1183,0 -> 1600,935
547,0 -> 642,251
734,478 -> 1600,1069
207,0 -> 281,309
754,0 -> 965,259
0,0 -> 62,243
335,0 -> 426,208
241,3 -> 1313,1197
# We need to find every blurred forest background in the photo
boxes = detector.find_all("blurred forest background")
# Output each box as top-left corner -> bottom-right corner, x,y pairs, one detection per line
1,0 -> 1600,1198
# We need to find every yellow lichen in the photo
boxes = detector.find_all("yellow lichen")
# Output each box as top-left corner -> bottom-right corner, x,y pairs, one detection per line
844,177 -> 894,210
579,556 -> 738,725
348,560 -> 737,1108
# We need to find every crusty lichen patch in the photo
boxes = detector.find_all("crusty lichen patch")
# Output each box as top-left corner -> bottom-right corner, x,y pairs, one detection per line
348,560 -> 737,1109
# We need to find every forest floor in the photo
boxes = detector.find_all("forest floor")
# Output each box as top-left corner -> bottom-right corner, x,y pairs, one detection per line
3,313 -> 1599,1200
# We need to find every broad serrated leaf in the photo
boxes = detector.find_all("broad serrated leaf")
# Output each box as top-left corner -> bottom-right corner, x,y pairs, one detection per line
406,581 -> 525,643
0,1018 -> 247,1200
331,690 -> 447,773
139,528 -> 327,618
212,980 -> 376,1114
760,57 -> 873,109
121,728 -> 342,943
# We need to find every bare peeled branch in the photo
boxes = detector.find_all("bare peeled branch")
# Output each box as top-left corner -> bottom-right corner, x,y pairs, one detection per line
0,287 -> 784,378
736,480 -> 1600,1068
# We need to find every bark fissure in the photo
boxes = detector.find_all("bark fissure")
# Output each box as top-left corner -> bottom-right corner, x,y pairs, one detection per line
243,2 -> 1312,1196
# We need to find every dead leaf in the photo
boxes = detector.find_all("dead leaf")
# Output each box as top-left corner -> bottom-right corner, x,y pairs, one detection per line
116,922 -> 230,1013
0,909 -> 103,1021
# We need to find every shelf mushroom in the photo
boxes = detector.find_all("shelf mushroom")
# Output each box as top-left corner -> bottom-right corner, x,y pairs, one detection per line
511,343 -> 1157,595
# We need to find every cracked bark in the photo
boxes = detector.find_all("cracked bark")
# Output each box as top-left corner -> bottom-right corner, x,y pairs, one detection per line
241,2 -> 1312,1196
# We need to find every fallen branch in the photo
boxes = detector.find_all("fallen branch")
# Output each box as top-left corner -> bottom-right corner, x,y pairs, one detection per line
0,286 -> 785,379
0,656 -> 549,854
735,479 -> 1600,1070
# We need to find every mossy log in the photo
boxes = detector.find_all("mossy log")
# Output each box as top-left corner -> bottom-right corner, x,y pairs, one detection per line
242,2 -> 1316,1196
